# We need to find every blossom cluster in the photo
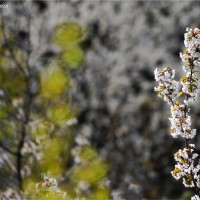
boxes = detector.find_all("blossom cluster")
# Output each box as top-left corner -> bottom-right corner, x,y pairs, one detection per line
169,101 -> 196,139
154,66 -> 179,106
36,176 -> 67,198
36,176 -> 58,191
180,28 -> 200,104
171,145 -> 199,187
154,28 -> 200,199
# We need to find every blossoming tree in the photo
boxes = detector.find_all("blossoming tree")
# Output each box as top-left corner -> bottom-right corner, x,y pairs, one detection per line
154,28 -> 200,200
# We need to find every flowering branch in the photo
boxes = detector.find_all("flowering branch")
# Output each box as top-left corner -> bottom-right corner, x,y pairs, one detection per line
154,28 -> 200,200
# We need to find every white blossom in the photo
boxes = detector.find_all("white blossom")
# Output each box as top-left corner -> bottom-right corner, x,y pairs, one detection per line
154,66 -> 179,106
154,28 -> 200,198
171,147 -> 199,188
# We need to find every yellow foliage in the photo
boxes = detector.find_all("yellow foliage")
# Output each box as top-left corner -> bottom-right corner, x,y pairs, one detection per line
40,136 -> 70,177
38,191 -> 65,200
40,66 -> 69,98
78,146 -> 98,162
61,45 -> 84,68
47,103 -> 75,126
53,22 -> 85,48
22,176 -> 38,194
89,188 -> 110,200
71,160 -> 108,184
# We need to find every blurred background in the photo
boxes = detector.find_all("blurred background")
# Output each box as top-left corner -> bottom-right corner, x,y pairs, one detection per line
1,1 -> 200,199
